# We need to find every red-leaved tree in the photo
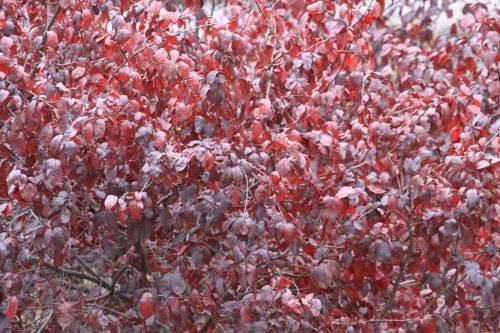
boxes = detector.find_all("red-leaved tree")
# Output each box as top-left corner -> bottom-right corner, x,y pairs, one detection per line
0,0 -> 499,332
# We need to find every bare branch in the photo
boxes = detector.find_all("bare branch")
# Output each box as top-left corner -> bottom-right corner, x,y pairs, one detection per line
33,257 -> 130,301
36,309 -> 53,333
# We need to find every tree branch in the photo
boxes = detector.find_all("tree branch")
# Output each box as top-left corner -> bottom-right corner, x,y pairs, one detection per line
405,264 -> 462,332
424,268 -> 460,312
76,256 -> 100,279
2,143 -> 21,162
198,317 -> 213,333
375,207 -> 415,333
83,303 -> 131,319
36,257 -> 112,288
33,257 -> 130,301
109,266 -> 128,298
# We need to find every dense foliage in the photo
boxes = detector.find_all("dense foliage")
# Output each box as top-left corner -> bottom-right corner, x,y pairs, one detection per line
0,0 -> 499,332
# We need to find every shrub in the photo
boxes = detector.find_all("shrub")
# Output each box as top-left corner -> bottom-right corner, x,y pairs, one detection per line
0,0 -> 498,332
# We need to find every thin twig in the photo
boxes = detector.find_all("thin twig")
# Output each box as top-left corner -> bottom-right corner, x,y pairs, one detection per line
29,5 -> 62,80
36,309 -> 53,333
485,129 -> 499,147
83,303 -> 131,319
322,0 -> 374,93
241,166 -> 250,216
405,266 -> 463,331
272,38 -> 354,67
22,310 -> 52,327
375,206 -> 415,333
2,143 -> 21,162
424,268 -> 460,312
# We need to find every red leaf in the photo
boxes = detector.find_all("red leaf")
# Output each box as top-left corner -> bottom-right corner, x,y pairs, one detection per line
421,316 -> 436,332
277,276 -> 293,289
115,28 -> 131,43
147,1 -> 162,20
6,296 -> 18,321
94,119 -> 106,139
171,272 -> 187,296
254,98 -> 272,120
43,159 -> 63,190
467,104 -> 480,114
373,2 -> 383,18
366,184 -> 386,194
312,262 -> 333,289
0,55 -> 10,74
240,307 -> 253,324
154,49 -> 168,63
82,123 -> 94,144
450,127 -> 462,142
335,186 -> 357,199
140,292 -> 155,318
307,1 -> 326,15
104,195 -> 118,209
0,202 -> 13,216
176,244 -> 188,255
235,79 -> 252,100
346,205 -> 356,214
56,301 -> 74,330
176,61 -> 190,79
254,185 -> 268,203
319,134 -> 333,146
120,120 -> 135,140
309,298 -> 322,317
286,298 -> 302,314
276,158 -> 291,176
252,121 -> 264,141
476,160 -> 490,170
46,31 -> 58,48
117,67 -> 130,84
346,54 -> 358,71
71,66 -> 85,80
270,171 -> 281,185
200,151 -> 215,171
129,200 -> 144,219
283,223 -> 296,245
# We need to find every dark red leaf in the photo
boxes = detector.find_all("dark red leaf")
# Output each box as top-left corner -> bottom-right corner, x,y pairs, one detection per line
6,296 -> 18,321
140,292 -> 155,318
